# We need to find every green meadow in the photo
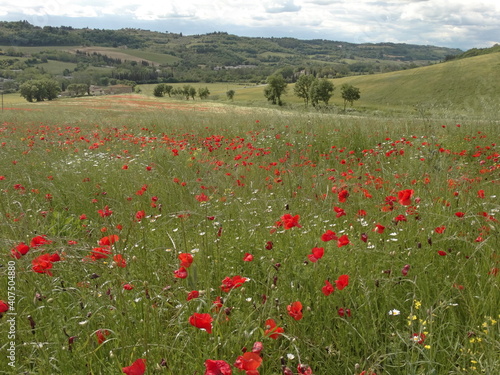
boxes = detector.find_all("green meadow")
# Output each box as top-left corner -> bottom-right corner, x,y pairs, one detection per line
0,53 -> 499,375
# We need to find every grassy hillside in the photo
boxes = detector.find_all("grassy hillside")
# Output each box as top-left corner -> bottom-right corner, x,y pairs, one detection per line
3,51 -> 498,117
328,52 -> 500,114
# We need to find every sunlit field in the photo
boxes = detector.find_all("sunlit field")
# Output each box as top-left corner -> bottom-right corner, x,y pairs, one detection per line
0,95 -> 498,375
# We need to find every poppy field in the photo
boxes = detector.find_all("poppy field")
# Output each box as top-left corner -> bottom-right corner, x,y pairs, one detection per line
0,99 -> 499,375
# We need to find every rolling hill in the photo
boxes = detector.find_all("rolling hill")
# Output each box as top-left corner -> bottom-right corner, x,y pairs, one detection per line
302,51 -> 500,115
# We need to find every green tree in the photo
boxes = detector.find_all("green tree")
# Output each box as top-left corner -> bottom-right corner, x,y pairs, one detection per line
66,83 -> 88,96
198,87 -> 210,99
188,86 -> 197,100
311,78 -> 335,106
19,79 -> 60,102
226,89 -> 235,101
264,74 -> 287,105
293,74 -> 316,107
182,85 -> 197,100
153,83 -> 165,97
164,85 -> 173,97
340,83 -> 361,110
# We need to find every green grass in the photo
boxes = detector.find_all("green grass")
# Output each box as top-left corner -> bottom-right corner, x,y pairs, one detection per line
135,52 -> 500,117
0,97 -> 498,375
37,60 -> 78,75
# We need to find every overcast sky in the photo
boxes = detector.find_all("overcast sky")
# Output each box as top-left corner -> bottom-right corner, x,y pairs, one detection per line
1,0 -> 499,50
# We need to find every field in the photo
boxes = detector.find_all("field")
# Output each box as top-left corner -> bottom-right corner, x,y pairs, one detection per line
0,94 -> 499,375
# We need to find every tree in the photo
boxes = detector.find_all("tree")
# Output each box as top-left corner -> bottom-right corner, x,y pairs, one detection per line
164,85 -> 173,97
226,89 -> 235,101
311,78 -> 335,106
188,86 -> 197,100
19,79 -> 60,102
293,74 -> 316,106
264,74 -> 287,105
67,83 -> 88,96
198,87 -> 210,99
340,83 -> 360,110
153,83 -> 165,97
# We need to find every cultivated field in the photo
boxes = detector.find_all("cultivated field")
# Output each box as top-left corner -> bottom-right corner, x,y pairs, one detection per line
0,95 -> 498,375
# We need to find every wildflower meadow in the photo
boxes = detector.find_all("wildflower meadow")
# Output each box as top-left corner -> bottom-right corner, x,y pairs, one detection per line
0,98 -> 499,375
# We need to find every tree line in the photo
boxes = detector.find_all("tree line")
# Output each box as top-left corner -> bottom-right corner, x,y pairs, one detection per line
264,73 -> 360,109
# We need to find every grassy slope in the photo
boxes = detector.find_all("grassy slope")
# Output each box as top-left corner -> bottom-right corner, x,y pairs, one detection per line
327,52 -> 500,113
4,49 -> 499,116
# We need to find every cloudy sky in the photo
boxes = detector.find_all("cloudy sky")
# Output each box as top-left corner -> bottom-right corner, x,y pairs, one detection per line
1,0 -> 499,50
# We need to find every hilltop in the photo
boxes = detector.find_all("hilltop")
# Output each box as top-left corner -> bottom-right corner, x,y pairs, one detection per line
0,20 -> 462,85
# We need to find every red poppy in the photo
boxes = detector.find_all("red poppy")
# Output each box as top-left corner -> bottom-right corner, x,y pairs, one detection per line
297,364 -> 313,375
338,189 -> 349,203
394,214 -> 407,222
135,210 -> 146,222
455,212 -> 465,218
204,359 -> 233,375
373,224 -> 385,234
357,209 -> 367,216
49,253 -> 61,262
411,333 -> 426,345
32,254 -> 54,276
251,341 -> 263,354
402,264 -> 411,276
0,300 -> 9,314
321,230 -> 337,242
335,274 -> 349,290
307,247 -> 324,263
477,189 -> 485,198
360,233 -> 368,243
212,296 -> 224,312
196,193 -> 210,202
220,275 -> 249,293
337,234 -> 350,248
337,307 -> 352,317
113,254 -> 127,268
334,206 -> 346,218
243,253 -> 254,262
187,290 -> 200,301
88,246 -> 112,261
276,214 -> 302,230
174,266 -> 188,279
435,226 -> 446,234
122,358 -> 146,375
438,250 -> 447,256
234,352 -> 262,375
123,283 -> 134,290
264,319 -> 284,339
10,242 -> 30,258
265,241 -> 273,250
321,280 -> 334,296
178,253 -> 194,268
398,189 -> 414,205
99,234 -> 119,246
189,313 -> 213,333
30,235 -> 52,248
287,301 -> 303,321
98,205 -> 113,217
95,329 -> 111,344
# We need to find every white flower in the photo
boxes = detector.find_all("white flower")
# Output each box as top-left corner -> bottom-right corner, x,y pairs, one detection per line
388,309 -> 401,316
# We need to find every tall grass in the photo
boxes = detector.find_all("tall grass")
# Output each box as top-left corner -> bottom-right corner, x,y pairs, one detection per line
0,98 -> 498,375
